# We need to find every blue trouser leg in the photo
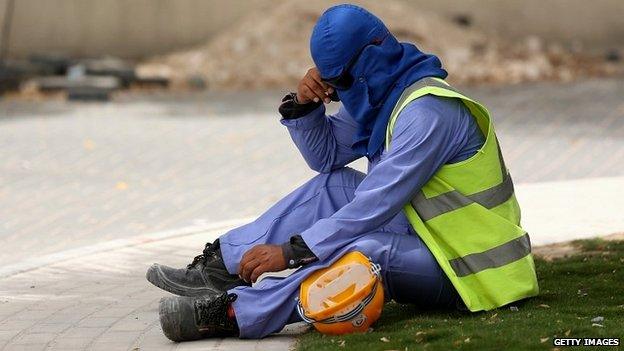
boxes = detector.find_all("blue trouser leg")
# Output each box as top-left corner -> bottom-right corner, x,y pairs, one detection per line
219,167 -> 457,338
219,167 -> 370,274
230,231 -> 458,338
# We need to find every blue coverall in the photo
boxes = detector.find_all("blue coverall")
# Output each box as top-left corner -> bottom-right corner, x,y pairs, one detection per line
219,95 -> 484,338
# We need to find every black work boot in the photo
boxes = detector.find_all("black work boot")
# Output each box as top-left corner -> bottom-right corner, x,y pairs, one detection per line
146,240 -> 248,296
159,292 -> 239,341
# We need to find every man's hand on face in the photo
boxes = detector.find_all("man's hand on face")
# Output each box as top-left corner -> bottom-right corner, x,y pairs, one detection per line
238,244 -> 287,283
297,67 -> 334,104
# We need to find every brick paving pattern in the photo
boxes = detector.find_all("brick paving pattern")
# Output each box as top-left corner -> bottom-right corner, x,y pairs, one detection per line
0,78 -> 623,350
0,227 -> 305,350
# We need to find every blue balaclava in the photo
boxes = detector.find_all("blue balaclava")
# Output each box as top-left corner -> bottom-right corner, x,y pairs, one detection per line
310,4 -> 448,157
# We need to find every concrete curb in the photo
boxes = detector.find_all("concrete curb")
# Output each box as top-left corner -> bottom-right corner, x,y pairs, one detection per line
516,176 -> 624,245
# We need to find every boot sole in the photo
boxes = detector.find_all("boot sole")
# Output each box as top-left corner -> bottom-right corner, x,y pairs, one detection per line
159,296 -> 183,342
146,264 -> 222,297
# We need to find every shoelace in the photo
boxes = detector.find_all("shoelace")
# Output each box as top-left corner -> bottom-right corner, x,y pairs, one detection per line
194,293 -> 238,330
187,242 -> 217,269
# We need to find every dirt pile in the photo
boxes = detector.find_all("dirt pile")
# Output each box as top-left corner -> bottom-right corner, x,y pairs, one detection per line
138,0 -> 621,91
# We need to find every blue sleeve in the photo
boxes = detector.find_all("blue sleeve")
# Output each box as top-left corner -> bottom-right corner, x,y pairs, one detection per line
281,104 -> 362,173
300,96 -> 474,261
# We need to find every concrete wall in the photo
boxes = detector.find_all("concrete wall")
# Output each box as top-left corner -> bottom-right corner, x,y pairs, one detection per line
0,0 -> 261,59
1,0 -> 622,59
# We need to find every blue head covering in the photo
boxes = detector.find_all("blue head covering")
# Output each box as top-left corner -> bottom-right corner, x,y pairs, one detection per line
310,4 -> 448,156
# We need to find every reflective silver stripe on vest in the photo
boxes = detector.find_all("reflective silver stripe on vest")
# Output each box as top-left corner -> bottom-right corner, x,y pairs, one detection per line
401,78 -> 515,220
393,78 -> 457,112
449,233 -> 531,277
411,174 -> 514,221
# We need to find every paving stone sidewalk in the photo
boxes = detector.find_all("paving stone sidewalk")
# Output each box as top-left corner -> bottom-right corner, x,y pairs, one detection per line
0,221 -> 308,351
1,78 -> 624,266
1,78 -> 624,350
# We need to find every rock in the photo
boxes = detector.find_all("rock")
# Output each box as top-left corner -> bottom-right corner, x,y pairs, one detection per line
591,316 -> 604,323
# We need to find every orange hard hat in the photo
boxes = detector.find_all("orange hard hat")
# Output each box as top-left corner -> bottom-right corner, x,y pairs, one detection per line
297,251 -> 384,335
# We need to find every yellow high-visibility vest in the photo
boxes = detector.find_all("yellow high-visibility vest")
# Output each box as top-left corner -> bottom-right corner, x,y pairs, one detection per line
385,78 -> 539,311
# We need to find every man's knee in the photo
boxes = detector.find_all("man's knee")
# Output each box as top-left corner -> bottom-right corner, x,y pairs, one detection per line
349,233 -> 392,265
312,167 -> 365,189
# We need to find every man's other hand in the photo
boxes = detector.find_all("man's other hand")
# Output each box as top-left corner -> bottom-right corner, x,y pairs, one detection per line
297,68 -> 334,104
238,244 -> 287,283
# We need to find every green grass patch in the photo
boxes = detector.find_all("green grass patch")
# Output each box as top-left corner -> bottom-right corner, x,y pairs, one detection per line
296,239 -> 624,351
